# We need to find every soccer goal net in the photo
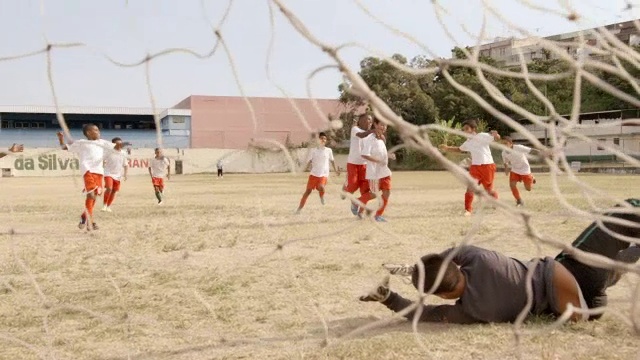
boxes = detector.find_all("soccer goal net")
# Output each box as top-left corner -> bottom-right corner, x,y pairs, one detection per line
0,1 -> 639,359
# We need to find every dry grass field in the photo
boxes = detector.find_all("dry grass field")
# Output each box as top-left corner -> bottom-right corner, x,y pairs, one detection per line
0,171 -> 639,360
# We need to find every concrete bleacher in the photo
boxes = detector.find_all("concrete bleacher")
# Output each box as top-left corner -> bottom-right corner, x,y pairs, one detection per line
0,129 -> 189,149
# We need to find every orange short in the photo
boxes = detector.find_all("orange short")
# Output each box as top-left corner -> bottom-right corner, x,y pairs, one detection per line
152,177 -> 164,190
469,164 -> 496,189
345,163 -> 369,194
509,172 -> 535,187
104,176 -> 121,192
306,175 -> 327,191
83,172 -> 103,195
368,176 -> 392,192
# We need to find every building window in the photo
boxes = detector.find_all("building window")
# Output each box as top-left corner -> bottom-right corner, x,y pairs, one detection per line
1,120 -> 8,129
613,137 -> 620,145
597,138 -> 606,150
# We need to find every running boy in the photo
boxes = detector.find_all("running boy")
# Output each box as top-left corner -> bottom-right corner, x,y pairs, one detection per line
360,118 -> 395,222
57,125 -> 114,230
296,132 -> 340,213
501,136 -> 537,207
148,148 -> 170,205
439,119 -> 500,215
342,114 -> 374,215
102,137 -> 128,212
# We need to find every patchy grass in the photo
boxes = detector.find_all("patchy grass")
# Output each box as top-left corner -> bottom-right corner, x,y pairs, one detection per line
0,172 -> 638,359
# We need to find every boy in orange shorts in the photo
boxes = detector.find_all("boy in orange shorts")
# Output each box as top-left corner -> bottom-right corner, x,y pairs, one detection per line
57,124 -> 115,230
148,148 -> 170,205
501,136 -> 538,207
439,119 -> 501,216
296,132 -> 340,214
360,118 -> 395,222
102,137 -> 129,212
342,114 -> 374,215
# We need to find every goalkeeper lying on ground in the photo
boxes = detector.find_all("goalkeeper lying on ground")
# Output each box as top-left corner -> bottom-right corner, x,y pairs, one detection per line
360,198 -> 640,324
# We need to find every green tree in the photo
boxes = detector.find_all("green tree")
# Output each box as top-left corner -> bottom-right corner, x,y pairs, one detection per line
338,54 -> 438,147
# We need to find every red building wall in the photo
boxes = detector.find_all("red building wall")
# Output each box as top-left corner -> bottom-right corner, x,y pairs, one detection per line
182,95 -> 346,149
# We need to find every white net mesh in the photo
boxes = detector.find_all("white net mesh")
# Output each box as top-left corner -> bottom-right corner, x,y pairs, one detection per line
1,1 -> 640,359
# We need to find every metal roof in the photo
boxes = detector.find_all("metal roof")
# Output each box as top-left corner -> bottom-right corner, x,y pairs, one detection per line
0,105 -> 191,117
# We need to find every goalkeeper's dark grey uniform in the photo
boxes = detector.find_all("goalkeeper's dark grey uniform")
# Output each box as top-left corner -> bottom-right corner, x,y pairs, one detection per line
382,246 -> 560,324
382,199 -> 640,324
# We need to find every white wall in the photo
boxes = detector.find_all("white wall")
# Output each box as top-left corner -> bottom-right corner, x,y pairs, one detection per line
0,148 -> 349,177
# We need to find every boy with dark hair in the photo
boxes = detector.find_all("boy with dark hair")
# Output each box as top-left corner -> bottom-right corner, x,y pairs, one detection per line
57,124 -> 115,230
362,198 -> 640,323
102,137 -> 128,212
342,114 -> 374,215
148,148 -> 170,205
501,136 -> 537,207
439,119 -> 500,216
360,118 -> 395,222
296,132 -> 340,213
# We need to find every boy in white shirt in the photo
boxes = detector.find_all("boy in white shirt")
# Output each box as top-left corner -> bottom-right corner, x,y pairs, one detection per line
360,118 -> 395,222
296,132 -> 340,213
57,124 -> 115,230
501,136 -> 537,207
439,119 -> 500,215
102,137 -> 129,212
148,148 -> 171,205
217,158 -> 224,178
342,114 -> 374,215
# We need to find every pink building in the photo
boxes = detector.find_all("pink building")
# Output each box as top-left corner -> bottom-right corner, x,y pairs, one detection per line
171,95 -> 346,149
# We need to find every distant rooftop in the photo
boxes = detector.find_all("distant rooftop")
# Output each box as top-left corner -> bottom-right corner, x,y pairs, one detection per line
0,105 -> 190,118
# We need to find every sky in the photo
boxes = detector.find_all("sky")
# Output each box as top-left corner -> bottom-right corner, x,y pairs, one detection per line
0,0 -> 638,108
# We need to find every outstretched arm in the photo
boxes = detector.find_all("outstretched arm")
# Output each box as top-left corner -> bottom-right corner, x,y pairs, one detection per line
359,275 -> 478,324
0,144 -> 24,159
355,129 -> 374,138
56,132 -> 69,150
361,154 -> 383,164
439,145 -> 463,153
381,292 -> 479,324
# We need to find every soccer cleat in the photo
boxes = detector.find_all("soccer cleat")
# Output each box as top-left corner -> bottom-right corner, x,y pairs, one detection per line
383,263 -> 415,277
464,210 -> 472,217
101,205 -> 108,212
78,216 -> 86,230
105,207 -> 113,213
516,199 -> 524,207
533,177 -> 537,184
157,200 -> 163,205
295,208 -> 302,215
374,216 -> 387,222
606,245 -> 640,287
350,203 -> 359,216
91,223 -> 99,230
359,275 -> 391,302
617,244 -> 640,263
320,197 -> 325,205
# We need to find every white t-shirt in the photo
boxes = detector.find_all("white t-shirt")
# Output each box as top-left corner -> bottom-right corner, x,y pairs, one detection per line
306,147 -> 334,178
502,144 -> 532,175
459,132 -> 495,165
67,139 -> 113,175
217,160 -> 224,169
104,149 -> 128,180
149,157 -> 170,178
361,134 -> 392,180
347,126 -> 367,165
